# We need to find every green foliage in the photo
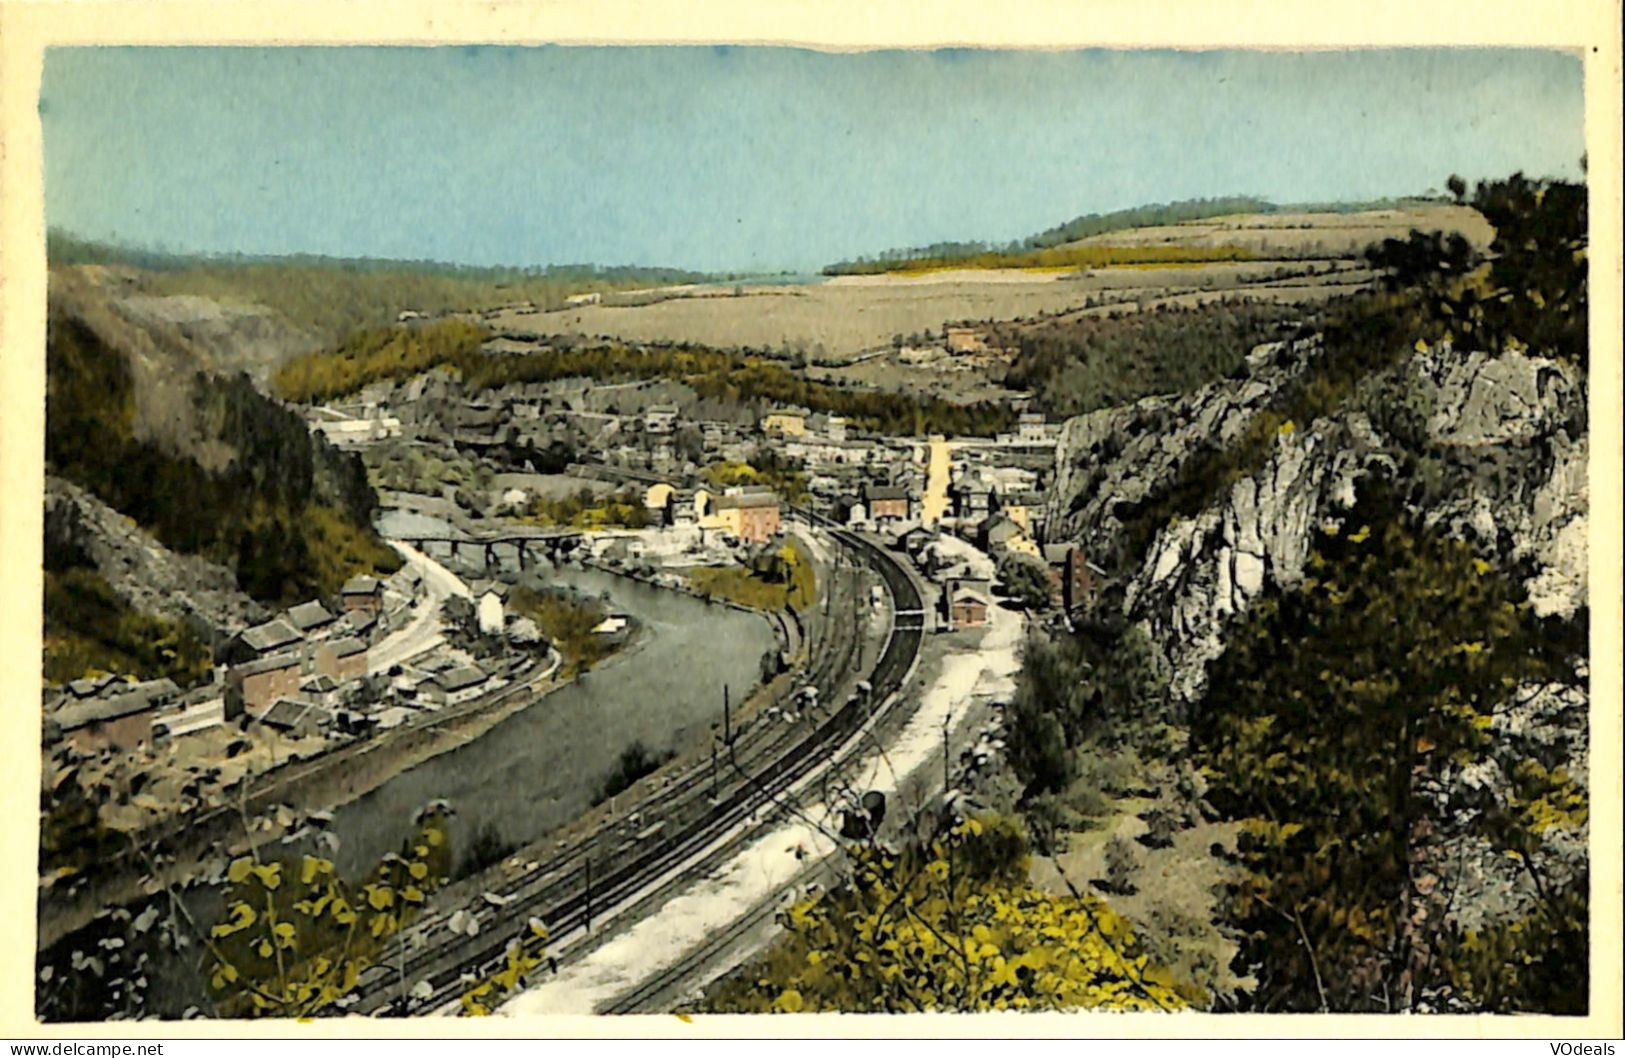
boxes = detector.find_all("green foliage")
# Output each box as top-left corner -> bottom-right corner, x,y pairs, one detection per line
1002,299 -> 1301,419
705,449 -> 810,504
706,817 -> 1186,1012
996,553 -> 1054,612
510,584 -> 616,676
205,809 -> 454,1017
1439,869 -> 1588,1015
43,568 -> 214,687
456,821 -> 520,881
1360,174 -> 1586,367
1193,489 -> 1586,1012
687,541 -> 817,612
522,486 -> 652,530
459,917 -> 550,1017
36,771 -> 129,884
1364,229 -> 1476,291
1103,835 -> 1142,895
46,314 -> 399,605
273,320 -> 488,403
592,740 -> 677,805
1005,625 -> 1166,798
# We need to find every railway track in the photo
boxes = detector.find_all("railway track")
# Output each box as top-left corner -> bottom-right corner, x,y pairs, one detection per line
350,523 -> 924,1016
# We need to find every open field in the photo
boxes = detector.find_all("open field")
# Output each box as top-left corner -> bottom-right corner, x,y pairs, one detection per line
487,206 -> 1488,368
1063,203 -> 1495,256
490,260 -> 1362,365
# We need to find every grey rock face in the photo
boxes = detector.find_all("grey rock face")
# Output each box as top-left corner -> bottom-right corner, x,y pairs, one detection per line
1126,415 -> 1387,704
1046,336 -> 1321,562
45,476 -> 269,644
1048,339 -> 1588,705
1409,344 -> 1588,620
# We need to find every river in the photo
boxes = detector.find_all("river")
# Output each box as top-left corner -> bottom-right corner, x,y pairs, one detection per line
331,515 -> 780,875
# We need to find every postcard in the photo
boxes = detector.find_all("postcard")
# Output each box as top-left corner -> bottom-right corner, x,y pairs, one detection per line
1,0 -> 1619,1041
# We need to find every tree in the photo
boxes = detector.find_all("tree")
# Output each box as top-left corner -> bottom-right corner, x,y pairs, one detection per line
706,817 -> 1186,1012
997,553 -> 1054,611
203,806 -> 454,1017
1194,488 -> 1586,1012
1446,174 -> 1467,203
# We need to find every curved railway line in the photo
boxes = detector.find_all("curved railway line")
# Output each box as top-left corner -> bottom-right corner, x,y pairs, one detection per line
350,520 -> 925,1016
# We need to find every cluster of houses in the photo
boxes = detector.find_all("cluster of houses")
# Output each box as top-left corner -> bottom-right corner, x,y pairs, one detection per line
371,653 -> 506,733
43,675 -> 184,755
218,574 -> 388,721
43,560 -> 541,764
832,481 -> 915,528
943,326 -> 1017,359
890,526 -> 1105,633
44,572 -> 399,757
634,481 -> 787,545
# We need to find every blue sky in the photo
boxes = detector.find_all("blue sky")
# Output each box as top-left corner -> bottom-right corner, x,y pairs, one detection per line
40,46 -> 1586,272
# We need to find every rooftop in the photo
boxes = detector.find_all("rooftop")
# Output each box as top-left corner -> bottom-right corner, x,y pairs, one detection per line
231,651 -> 303,679
715,491 -> 781,510
52,678 -> 180,731
258,698 -> 331,731
240,619 -> 304,654
437,665 -> 492,692
286,600 -> 337,632
66,673 -> 119,699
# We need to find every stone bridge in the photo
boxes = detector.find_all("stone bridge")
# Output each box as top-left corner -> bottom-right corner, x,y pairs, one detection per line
395,528 -> 583,571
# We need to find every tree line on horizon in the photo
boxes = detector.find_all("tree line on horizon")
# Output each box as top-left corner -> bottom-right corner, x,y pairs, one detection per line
817,194 -> 1456,275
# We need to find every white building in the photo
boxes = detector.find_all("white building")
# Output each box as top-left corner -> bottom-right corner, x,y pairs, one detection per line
475,583 -> 510,636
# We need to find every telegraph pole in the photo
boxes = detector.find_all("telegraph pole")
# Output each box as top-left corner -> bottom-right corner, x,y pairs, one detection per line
583,852 -> 593,933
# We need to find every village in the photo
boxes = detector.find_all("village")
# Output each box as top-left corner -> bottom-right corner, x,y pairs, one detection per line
39,322 -> 1113,885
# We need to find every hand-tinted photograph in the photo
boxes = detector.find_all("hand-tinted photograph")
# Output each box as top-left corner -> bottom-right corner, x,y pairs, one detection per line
33,44 -> 1592,1021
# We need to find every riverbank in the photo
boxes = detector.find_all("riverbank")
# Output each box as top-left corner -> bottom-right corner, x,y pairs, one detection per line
37,644 -> 573,949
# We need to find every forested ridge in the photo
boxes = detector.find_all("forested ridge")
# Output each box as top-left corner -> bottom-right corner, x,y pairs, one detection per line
998,299 -> 1304,419
45,309 -> 399,615
822,196 -> 1275,274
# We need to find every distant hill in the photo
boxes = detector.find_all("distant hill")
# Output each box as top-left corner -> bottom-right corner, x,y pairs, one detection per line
821,194 -> 1453,275
46,231 -> 717,348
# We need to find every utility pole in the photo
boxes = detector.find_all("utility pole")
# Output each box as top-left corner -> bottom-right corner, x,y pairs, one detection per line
583,852 -> 593,933
723,684 -> 731,746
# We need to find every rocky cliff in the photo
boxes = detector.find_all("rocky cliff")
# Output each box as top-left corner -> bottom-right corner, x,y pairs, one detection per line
45,476 -> 269,642
1047,336 -> 1588,706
